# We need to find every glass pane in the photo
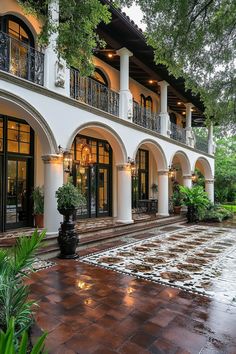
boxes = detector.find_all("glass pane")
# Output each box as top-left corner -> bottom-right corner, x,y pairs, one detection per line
99,142 -> 110,164
19,132 -> 30,143
6,160 -> 17,224
98,168 -> 108,214
20,123 -> 30,133
7,120 -> 31,154
76,165 -> 88,217
7,140 -> 18,153
140,172 -> 147,199
20,143 -> 30,154
90,166 -> 97,217
17,160 -> 27,223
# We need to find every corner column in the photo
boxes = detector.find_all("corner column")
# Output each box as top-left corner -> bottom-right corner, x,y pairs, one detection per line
117,164 -> 133,223
157,170 -> 169,216
185,103 -> 195,147
44,0 -> 70,95
116,48 -> 133,120
183,175 -> 192,189
42,154 -> 64,234
158,81 -> 170,136
205,179 -> 214,203
208,122 -> 215,155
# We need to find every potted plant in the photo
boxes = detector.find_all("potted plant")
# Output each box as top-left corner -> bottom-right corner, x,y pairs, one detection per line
180,185 -> 210,222
32,186 -> 44,228
56,182 -> 86,259
172,190 -> 182,214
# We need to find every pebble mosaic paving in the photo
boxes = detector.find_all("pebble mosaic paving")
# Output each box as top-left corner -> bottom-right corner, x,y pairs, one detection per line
81,225 -> 236,305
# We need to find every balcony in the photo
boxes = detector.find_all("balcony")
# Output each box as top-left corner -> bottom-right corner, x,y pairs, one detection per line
0,31 -> 44,86
195,134 -> 208,153
133,102 -> 161,133
70,68 -> 119,116
170,122 -> 187,144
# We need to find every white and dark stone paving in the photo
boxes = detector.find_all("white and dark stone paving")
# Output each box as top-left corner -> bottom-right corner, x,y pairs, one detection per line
81,225 -> 236,305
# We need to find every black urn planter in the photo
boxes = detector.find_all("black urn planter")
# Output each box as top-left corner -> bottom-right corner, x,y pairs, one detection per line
186,205 -> 198,223
57,208 -> 79,259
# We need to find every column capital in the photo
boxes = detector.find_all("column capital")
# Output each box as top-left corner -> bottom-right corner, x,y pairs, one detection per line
158,80 -> 169,88
42,154 -> 63,164
157,170 -> 169,176
183,174 -> 192,179
116,163 -> 130,172
116,47 -> 133,57
184,102 -> 193,109
205,179 -> 214,184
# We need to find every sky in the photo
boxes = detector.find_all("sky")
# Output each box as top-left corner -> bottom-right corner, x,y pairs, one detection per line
122,5 -> 146,30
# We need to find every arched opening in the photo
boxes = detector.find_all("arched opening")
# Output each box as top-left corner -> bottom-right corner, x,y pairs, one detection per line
0,91 -> 57,232
0,15 -> 43,84
132,140 -> 167,212
67,123 -> 127,219
194,157 -> 213,180
169,151 -> 191,183
193,157 -> 214,202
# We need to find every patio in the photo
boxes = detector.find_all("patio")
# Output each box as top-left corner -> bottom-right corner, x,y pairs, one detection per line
28,222 -> 236,354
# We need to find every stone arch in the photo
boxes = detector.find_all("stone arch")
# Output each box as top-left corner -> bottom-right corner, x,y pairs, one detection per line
193,156 -> 213,179
133,139 -> 168,171
0,89 -> 57,154
169,150 -> 191,175
67,122 -> 127,165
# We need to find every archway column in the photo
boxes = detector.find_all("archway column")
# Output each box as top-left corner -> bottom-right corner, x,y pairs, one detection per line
205,179 -> 214,203
157,170 -> 169,216
185,103 -> 195,147
42,154 -> 64,234
183,174 -> 192,189
116,48 -> 133,121
158,81 -> 170,137
116,163 -> 133,224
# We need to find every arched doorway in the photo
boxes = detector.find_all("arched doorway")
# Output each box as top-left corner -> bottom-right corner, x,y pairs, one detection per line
193,157 -> 214,202
67,123 -> 127,220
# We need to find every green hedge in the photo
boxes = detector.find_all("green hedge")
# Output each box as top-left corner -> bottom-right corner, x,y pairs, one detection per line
200,204 -> 233,222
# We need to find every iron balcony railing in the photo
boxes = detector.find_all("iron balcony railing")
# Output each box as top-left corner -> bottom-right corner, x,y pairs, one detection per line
70,68 -> 119,116
0,31 -> 44,86
195,134 -> 208,153
133,102 -> 161,133
170,122 -> 186,144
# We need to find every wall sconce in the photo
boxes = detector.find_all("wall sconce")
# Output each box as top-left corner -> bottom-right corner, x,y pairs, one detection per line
58,145 -> 73,174
168,165 -> 177,181
191,172 -> 198,184
128,157 -> 138,176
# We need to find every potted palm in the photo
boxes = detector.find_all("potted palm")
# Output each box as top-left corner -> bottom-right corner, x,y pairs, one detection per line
32,187 -> 44,228
56,182 -> 86,259
180,185 -> 210,222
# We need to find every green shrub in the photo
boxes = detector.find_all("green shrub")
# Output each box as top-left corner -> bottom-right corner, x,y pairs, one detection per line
56,182 -> 86,210
200,204 -> 233,222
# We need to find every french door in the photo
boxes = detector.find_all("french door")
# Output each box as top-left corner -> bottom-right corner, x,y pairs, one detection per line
75,164 -> 111,218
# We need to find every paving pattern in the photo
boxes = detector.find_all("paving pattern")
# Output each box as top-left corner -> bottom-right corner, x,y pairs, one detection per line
81,225 -> 236,305
27,223 -> 236,354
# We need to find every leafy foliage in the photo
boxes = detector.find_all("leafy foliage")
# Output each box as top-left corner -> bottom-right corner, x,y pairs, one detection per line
56,182 -> 86,210
18,0 -> 111,76
32,187 -> 44,215
0,317 -> 47,353
0,230 -> 46,339
200,204 -> 233,222
180,185 -> 210,221
124,0 -> 236,127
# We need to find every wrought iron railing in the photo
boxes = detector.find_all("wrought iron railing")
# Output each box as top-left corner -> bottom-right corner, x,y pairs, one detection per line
133,102 -> 161,133
70,68 -> 119,116
170,122 -> 186,144
0,31 -> 44,86
195,134 -> 208,153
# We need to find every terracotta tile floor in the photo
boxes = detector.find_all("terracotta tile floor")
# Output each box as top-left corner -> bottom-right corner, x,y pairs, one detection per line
29,233 -> 236,354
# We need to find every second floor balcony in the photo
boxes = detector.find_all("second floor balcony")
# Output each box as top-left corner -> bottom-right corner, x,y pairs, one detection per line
0,31 -> 44,86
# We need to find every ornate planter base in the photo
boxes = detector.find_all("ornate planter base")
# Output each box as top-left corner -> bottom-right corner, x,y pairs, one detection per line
186,206 -> 198,223
57,209 -> 79,259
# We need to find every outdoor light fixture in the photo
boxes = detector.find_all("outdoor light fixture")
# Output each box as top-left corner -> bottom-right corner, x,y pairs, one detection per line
80,143 -> 94,167
191,172 -> 198,184
108,53 -> 113,58
168,165 -> 177,181
58,145 -> 73,174
128,157 -> 138,176
177,101 -> 181,105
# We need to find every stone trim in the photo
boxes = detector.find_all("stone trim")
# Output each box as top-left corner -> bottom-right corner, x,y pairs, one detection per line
42,154 -> 63,164
205,179 -> 214,184
157,170 -> 169,176
116,163 -> 130,172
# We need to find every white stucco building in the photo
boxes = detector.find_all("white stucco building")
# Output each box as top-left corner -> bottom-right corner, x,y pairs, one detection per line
0,0 -> 215,234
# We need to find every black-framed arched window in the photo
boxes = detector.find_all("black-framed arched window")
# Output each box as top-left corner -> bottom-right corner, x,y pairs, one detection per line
0,15 -> 34,47
140,94 -> 153,111
92,68 -> 108,87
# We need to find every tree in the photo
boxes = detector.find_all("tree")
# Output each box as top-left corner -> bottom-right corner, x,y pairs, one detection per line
18,0 -> 111,76
124,0 -> 236,128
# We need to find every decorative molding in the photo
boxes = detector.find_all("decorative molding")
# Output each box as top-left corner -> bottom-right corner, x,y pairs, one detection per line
157,170 -> 169,176
205,179 -> 214,184
116,163 -> 130,172
42,154 -> 63,164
